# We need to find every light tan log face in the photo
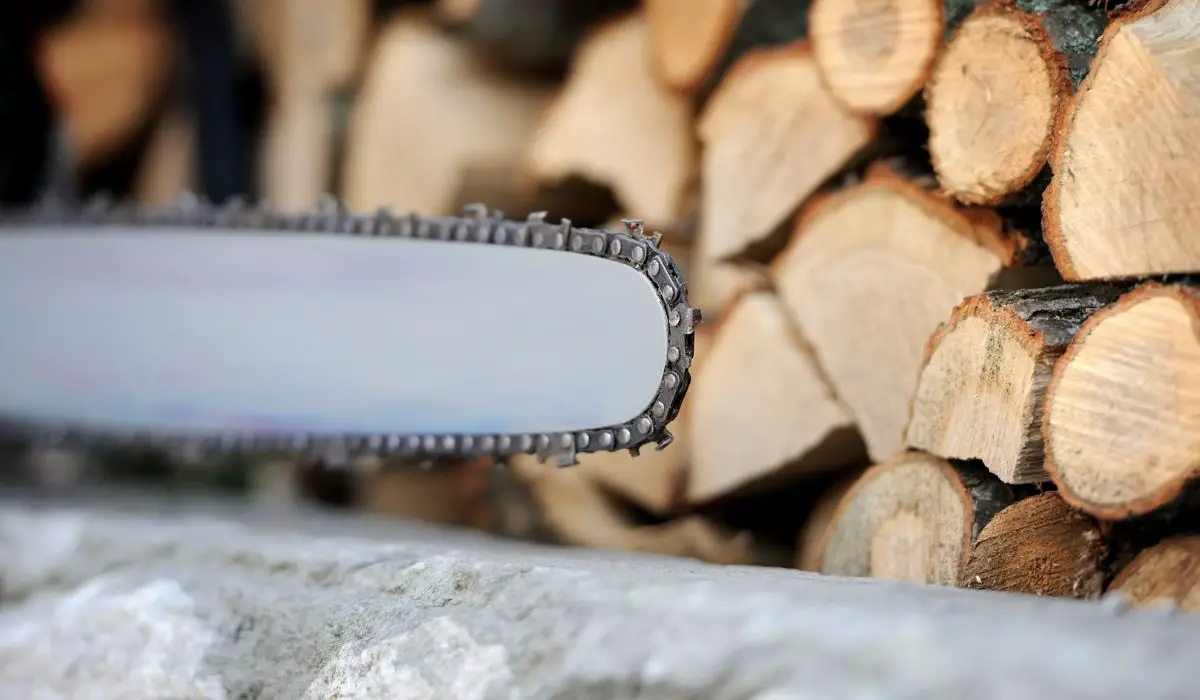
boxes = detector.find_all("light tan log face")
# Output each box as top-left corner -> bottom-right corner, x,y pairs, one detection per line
526,13 -> 695,225
698,44 -> 876,264
814,452 -> 980,586
1044,283 -> 1200,519
643,0 -> 745,92
1109,536 -> 1200,612
773,169 -> 1004,461
926,2 -> 1065,205
686,291 -> 863,504
1045,0 -> 1200,280
810,0 -> 944,115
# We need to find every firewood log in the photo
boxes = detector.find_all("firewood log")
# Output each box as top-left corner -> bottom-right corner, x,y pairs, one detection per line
808,0 -> 951,116
340,11 -> 559,219
772,162 -> 1017,462
240,0 -> 370,211
1044,0 -> 1200,280
961,492 -> 1106,598
686,290 -> 866,505
434,0 -> 637,75
642,0 -> 746,93
38,0 -> 172,169
926,0 -> 1106,206
495,454 -> 784,565
1107,536 -> 1200,612
905,283 -> 1130,484
697,42 -> 876,264
1044,281 -> 1200,520
525,12 -> 696,226
811,451 -> 1014,585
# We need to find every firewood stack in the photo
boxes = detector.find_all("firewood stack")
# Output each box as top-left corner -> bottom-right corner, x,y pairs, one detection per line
33,0 -> 1200,602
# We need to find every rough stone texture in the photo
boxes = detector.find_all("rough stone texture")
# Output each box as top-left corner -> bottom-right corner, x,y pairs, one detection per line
1,488 -> 1200,699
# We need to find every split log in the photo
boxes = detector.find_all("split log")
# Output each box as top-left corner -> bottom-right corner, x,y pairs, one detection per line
1044,0 -> 1200,280
772,162 -> 1013,462
240,0 -> 370,211
812,451 -> 1014,585
686,290 -> 865,505
1044,282 -> 1200,520
131,106 -> 196,204
905,283 -> 1130,484
525,12 -> 696,226
495,455 -> 780,565
642,0 -> 747,92
434,0 -> 637,75
808,0 -> 947,115
38,0 -> 172,169
961,492 -> 1106,598
1108,536 -> 1200,612
645,0 -> 824,98
926,0 -> 1106,206
697,42 -> 876,264
340,12 -> 559,219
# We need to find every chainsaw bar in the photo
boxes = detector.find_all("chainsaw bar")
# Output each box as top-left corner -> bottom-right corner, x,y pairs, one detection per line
0,195 -> 700,468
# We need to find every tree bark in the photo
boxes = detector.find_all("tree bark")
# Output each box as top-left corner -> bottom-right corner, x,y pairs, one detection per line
961,491 -> 1106,598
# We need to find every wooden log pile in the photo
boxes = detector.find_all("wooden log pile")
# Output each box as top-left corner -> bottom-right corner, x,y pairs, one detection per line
32,0 -> 1200,602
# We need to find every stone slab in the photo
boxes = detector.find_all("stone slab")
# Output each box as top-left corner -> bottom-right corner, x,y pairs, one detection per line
1,487 -> 1199,699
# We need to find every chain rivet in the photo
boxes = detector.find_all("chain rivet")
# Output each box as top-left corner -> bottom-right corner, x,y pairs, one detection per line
618,428 -> 631,444
648,259 -> 660,276
663,372 -> 678,389
668,346 -> 680,362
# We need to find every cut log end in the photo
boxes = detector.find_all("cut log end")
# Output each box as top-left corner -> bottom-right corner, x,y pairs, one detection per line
1109,536 -> 1200,613
926,1 -> 1068,205
686,290 -> 864,505
643,0 -> 746,92
1045,0 -> 1200,280
906,284 -> 1129,484
814,452 -> 1013,586
1045,283 -> 1200,520
961,493 -> 1106,598
772,164 -> 1007,461
698,43 -> 876,263
809,0 -> 944,115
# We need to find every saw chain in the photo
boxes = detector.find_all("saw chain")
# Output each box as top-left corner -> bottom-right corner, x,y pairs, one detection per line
0,194 -> 700,468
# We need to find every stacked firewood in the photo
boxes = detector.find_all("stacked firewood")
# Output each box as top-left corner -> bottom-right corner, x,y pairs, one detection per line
38,0 -> 1200,607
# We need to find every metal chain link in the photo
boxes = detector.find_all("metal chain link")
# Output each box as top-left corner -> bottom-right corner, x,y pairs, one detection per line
0,194 -> 700,468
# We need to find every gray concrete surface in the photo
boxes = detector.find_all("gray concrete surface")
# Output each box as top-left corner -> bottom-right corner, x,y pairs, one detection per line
1,488 -> 1199,699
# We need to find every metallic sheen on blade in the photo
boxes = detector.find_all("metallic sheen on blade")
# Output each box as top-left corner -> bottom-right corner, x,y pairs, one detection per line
0,198 -> 699,467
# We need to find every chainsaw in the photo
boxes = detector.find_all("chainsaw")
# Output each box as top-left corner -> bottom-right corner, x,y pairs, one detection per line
0,195 -> 699,469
